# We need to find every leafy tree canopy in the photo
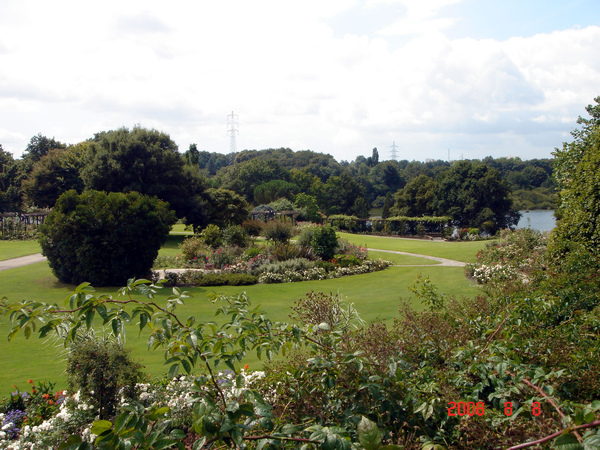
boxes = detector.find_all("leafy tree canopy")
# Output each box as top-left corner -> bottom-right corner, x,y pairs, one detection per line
433,160 -> 519,231
551,96 -> 600,260
21,143 -> 88,208
0,145 -> 23,212
80,126 -> 208,228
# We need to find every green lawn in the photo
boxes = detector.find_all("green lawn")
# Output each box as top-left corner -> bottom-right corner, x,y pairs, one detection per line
338,232 -> 489,263
368,250 -> 439,265
0,240 -> 42,261
0,233 -> 484,395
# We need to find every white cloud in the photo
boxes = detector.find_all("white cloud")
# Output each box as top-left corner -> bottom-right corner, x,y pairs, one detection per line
0,0 -> 598,161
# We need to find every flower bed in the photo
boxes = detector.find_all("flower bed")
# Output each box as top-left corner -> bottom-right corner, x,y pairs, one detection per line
0,371 -> 265,449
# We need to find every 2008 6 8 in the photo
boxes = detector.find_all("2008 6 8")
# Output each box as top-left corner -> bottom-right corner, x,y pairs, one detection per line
448,401 -> 542,417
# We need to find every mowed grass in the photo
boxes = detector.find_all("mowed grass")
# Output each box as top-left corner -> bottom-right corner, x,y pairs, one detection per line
0,233 -> 484,395
338,232 -> 489,263
0,240 -> 42,261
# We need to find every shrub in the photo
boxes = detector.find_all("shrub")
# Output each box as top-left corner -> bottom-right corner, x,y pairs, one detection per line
268,197 -> 295,212
208,247 -> 239,269
336,239 -> 368,260
166,271 -> 258,286
262,219 -> 295,244
270,242 -> 302,261
222,224 -> 250,248
179,236 -> 205,261
38,190 -> 176,286
311,225 -> 338,260
331,254 -> 361,267
242,245 -> 266,261
256,258 -> 316,275
296,224 -> 318,249
66,334 -> 143,420
241,219 -> 263,237
199,224 -> 222,248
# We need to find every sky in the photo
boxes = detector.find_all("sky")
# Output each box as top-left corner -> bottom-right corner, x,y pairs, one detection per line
1,0 -> 599,163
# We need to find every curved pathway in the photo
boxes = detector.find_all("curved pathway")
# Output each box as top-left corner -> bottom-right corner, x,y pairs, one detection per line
0,253 -> 47,272
366,248 -> 466,267
0,249 -> 467,273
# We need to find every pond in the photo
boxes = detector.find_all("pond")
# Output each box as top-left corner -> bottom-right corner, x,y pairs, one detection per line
516,210 -> 556,232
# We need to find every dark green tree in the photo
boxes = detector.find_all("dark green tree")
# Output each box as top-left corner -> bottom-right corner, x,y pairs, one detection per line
323,172 -> 365,215
253,180 -> 299,204
0,145 -> 23,212
203,188 -> 249,228
550,97 -> 600,260
218,158 -> 289,202
381,192 -> 393,219
39,190 -> 176,286
21,133 -> 66,170
81,126 -> 208,228
433,160 -> 518,231
392,174 -> 437,217
352,196 -> 371,219
21,143 -> 87,208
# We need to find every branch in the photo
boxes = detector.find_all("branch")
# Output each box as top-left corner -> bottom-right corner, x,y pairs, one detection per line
507,420 -> 600,450
202,355 -> 228,409
243,434 -> 321,444
479,304 -> 516,355
508,371 -> 583,443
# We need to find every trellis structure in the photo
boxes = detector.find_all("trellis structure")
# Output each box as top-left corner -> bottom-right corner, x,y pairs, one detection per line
0,211 -> 50,239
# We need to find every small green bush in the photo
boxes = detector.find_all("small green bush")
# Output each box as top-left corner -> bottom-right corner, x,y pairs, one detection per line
242,245 -> 266,261
311,225 -> 338,261
241,219 -> 263,237
66,334 -> 143,420
180,236 -> 205,261
332,254 -> 361,267
262,220 -> 295,244
200,224 -> 222,248
270,242 -> 302,261
222,224 -> 250,248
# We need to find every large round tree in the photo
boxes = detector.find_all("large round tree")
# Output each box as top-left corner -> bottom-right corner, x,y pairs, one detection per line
39,190 -> 176,286
433,160 -> 519,232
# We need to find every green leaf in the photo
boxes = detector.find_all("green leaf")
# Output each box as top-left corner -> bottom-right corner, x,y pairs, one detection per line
113,412 -> 131,433
358,416 -> 382,450
91,420 -> 113,435
553,433 -> 583,450
85,310 -> 95,329
583,435 -> 600,449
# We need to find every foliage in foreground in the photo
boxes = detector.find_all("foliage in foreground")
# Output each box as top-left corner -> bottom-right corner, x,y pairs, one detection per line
1,252 -> 599,449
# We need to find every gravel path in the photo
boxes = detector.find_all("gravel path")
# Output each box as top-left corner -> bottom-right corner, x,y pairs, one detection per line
0,249 -> 466,273
366,248 -> 466,267
0,253 -> 47,272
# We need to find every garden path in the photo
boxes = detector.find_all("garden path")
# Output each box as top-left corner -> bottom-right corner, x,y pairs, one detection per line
0,249 -> 467,274
366,248 -> 466,267
0,253 -> 47,272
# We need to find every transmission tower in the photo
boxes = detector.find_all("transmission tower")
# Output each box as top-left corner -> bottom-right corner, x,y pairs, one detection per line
227,111 -> 238,165
389,141 -> 399,161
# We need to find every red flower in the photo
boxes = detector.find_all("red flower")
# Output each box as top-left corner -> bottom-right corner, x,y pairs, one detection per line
28,379 -> 34,384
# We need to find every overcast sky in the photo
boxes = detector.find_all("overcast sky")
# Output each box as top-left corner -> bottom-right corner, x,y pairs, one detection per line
1,0 -> 599,162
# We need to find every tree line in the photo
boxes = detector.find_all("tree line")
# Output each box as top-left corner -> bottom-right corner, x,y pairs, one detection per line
1,125 -> 556,233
